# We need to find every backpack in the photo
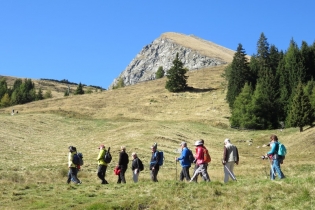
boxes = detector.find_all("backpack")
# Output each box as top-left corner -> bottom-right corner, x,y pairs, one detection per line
73,152 -> 84,166
104,147 -> 112,164
154,151 -> 164,166
188,149 -> 195,163
137,158 -> 144,171
278,142 -> 287,157
203,148 -> 211,163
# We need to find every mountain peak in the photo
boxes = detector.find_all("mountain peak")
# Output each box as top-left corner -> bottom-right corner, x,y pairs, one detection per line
109,32 -> 235,89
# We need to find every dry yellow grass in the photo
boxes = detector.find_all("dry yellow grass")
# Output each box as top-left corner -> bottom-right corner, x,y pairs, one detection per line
0,65 -> 314,209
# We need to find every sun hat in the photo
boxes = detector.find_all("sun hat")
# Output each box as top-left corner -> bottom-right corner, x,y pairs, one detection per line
194,140 -> 203,146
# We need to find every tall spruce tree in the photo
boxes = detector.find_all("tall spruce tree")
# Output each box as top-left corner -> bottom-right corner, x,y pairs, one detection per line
226,44 -> 250,108
256,32 -> 270,70
287,82 -> 314,132
230,84 -> 255,128
165,53 -> 188,92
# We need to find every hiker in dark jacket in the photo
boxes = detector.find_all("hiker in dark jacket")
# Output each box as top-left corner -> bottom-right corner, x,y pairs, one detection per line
150,142 -> 160,182
117,146 -> 129,184
67,146 -> 81,184
131,152 -> 140,183
175,142 -> 191,181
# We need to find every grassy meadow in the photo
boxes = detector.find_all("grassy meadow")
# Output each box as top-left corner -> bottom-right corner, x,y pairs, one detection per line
1,65 -> 315,210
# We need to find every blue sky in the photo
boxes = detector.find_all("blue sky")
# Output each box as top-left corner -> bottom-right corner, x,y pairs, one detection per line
1,1 -> 315,89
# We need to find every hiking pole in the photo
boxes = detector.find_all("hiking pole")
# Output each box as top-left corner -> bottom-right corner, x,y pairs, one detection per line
224,165 -> 237,181
175,160 -> 177,181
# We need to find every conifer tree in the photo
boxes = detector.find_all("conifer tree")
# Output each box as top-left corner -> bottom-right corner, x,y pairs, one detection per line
36,88 -> 44,100
155,66 -> 165,79
0,78 -> 7,99
250,68 -> 279,129
165,53 -> 188,92
75,83 -> 84,95
256,32 -> 270,70
226,44 -> 250,108
287,82 -> 314,132
230,84 -> 255,128
0,93 -> 10,107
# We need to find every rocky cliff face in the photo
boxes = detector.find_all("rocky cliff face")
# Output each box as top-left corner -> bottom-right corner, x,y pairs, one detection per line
109,32 -> 235,89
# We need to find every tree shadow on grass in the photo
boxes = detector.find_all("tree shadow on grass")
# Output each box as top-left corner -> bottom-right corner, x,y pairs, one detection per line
185,86 -> 217,93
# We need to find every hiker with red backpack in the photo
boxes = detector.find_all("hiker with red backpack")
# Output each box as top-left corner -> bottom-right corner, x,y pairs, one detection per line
117,146 -> 129,184
222,138 -> 239,183
175,142 -> 192,181
190,140 -> 211,182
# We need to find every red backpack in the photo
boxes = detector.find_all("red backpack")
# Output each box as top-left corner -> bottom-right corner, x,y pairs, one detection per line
203,147 -> 211,163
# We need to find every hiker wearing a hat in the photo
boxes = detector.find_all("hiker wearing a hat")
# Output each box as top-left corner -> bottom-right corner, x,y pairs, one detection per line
150,143 -> 160,182
191,140 -> 210,182
175,142 -> 191,181
117,146 -> 129,184
97,144 -> 109,184
222,138 -> 239,183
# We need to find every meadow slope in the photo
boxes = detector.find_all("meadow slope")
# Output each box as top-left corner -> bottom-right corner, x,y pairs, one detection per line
1,66 -> 314,210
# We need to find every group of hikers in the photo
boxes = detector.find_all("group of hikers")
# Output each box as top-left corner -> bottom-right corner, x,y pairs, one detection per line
67,134 -> 285,184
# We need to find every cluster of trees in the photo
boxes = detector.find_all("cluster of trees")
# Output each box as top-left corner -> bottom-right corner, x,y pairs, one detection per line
41,78 -> 105,91
0,78 -> 52,108
225,33 -> 315,131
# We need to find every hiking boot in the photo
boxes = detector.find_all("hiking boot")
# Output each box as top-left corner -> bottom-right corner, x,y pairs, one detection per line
67,180 -> 71,184
76,181 -> 82,185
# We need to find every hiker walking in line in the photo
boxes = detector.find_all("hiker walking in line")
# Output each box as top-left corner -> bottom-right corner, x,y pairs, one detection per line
117,146 -> 129,184
97,144 -> 109,184
150,143 -> 160,182
222,138 -> 239,183
67,146 -> 81,184
191,140 -> 210,182
175,142 -> 191,181
266,134 -> 285,180
131,152 -> 141,183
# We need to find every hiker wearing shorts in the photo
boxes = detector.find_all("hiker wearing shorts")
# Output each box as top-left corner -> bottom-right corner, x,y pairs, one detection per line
222,138 -> 239,183
117,146 -> 129,184
97,144 -> 108,184
67,146 -> 81,184
191,140 -> 210,182
175,142 -> 191,181
150,143 -> 160,182
266,134 -> 285,180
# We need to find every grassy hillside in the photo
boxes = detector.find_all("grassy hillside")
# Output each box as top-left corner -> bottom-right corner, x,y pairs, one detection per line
0,75 -> 104,99
0,66 -> 314,210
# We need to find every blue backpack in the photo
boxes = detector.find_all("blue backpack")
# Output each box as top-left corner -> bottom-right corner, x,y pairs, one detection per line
153,151 -> 164,166
278,142 -> 287,157
73,152 -> 84,166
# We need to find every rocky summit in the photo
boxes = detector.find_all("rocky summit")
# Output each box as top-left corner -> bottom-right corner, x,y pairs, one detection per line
109,32 -> 236,89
